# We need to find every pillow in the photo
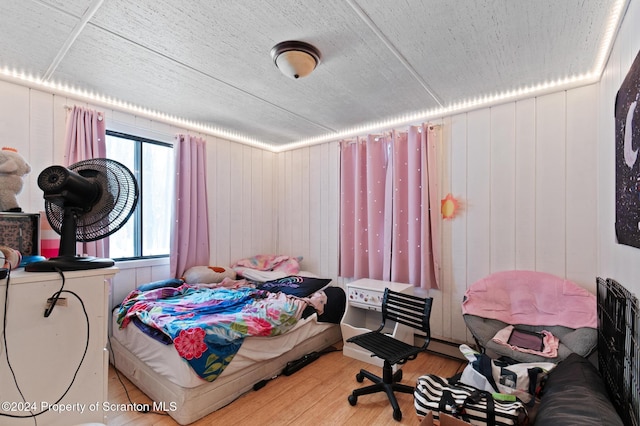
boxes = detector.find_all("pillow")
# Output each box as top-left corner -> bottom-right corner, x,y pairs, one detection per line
183,266 -> 236,284
137,278 -> 184,292
234,268 -> 288,283
235,268 -> 320,283
257,276 -> 331,297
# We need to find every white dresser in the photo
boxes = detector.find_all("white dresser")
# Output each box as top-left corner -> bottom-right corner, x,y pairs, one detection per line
340,278 -> 414,367
0,267 -> 116,425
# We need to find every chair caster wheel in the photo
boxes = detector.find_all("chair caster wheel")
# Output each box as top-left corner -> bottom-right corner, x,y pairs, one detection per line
348,394 -> 357,406
393,408 -> 402,421
356,373 -> 364,383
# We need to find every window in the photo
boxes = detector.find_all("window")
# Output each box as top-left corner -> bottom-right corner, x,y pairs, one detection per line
105,131 -> 173,260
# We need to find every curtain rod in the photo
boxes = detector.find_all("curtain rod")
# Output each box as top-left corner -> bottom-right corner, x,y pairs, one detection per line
339,123 -> 441,142
63,104 -> 104,121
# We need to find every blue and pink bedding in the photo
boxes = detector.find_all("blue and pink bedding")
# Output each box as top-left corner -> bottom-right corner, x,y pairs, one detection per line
115,283 -> 308,382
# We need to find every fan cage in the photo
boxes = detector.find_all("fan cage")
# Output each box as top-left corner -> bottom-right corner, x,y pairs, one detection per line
45,158 -> 138,242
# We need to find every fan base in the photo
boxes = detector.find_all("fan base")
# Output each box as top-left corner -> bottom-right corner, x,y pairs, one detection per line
25,256 -> 115,272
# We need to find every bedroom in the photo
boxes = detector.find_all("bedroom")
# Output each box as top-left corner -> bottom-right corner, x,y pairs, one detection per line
0,0 -> 639,425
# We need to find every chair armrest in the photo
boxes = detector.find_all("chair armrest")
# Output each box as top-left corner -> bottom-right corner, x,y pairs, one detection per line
463,314 -> 508,348
555,327 -> 597,357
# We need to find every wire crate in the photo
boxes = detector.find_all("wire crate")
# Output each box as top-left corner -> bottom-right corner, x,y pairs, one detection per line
597,277 -> 639,426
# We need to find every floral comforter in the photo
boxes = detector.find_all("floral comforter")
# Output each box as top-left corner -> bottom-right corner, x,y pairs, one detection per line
115,283 -> 307,382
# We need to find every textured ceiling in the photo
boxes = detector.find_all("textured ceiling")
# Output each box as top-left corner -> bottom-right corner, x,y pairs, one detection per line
0,0 -> 627,149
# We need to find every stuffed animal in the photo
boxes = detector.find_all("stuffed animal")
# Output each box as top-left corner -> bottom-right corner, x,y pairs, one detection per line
183,266 -> 237,284
0,147 -> 31,212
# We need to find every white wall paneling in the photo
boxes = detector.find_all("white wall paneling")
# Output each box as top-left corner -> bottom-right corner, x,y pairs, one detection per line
514,98 -> 537,270
0,81 -> 29,150
27,90 -> 54,210
597,0 -> 640,298
242,145 -> 255,256
447,112 -> 470,343
324,142 -> 341,281
308,144 -> 324,275
212,137 -> 232,266
279,86 -> 601,343
4,0 -> 639,342
274,144 -> 341,280
565,86 -> 598,293
110,260 -> 171,312
465,109 -> 492,286
228,141 -> 245,263
535,92 -> 567,277
0,80 -> 280,313
490,103 -> 517,272
0,81 -> 30,211
433,117 -> 451,341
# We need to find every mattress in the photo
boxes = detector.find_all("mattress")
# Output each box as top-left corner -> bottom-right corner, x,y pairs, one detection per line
110,311 -> 335,388
109,311 -> 342,425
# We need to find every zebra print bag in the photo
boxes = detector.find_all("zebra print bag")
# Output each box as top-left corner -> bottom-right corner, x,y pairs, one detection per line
414,374 -> 528,426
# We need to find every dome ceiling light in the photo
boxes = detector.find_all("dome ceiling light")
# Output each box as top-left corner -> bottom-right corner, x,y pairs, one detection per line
270,40 -> 321,79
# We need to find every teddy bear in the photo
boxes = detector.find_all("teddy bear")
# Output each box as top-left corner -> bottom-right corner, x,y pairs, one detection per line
0,147 -> 31,212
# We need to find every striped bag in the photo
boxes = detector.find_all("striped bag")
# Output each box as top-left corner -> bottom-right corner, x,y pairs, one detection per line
414,374 -> 528,426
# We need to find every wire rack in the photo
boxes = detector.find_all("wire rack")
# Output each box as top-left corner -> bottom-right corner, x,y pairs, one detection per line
597,277 -> 639,426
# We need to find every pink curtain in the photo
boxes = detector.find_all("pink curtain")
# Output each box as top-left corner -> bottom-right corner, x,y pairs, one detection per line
340,124 -> 440,289
340,135 -> 392,280
64,105 -> 107,258
170,134 -> 210,278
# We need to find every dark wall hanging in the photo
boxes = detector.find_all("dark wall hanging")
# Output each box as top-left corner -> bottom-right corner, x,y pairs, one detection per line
615,49 -> 640,248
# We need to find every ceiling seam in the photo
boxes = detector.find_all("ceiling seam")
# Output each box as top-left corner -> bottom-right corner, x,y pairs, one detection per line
42,0 -> 106,81
345,0 -> 444,108
69,22 -> 338,137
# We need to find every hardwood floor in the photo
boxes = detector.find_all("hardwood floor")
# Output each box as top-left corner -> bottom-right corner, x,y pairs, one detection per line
106,346 -> 464,426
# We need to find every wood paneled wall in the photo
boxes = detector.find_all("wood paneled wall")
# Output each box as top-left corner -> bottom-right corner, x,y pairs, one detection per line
109,132 -> 278,309
275,143 -> 341,280
597,0 -> 640,298
0,82 -> 279,311
439,88 -> 598,342
276,86 -> 599,343
4,0 -> 638,338
0,79 -> 606,343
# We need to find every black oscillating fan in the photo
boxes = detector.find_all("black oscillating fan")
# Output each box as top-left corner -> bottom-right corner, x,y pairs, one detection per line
25,158 -> 139,272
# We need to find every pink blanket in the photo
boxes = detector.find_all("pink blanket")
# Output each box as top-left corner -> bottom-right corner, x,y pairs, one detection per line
232,254 -> 302,275
461,270 -> 596,329
492,325 -> 560,358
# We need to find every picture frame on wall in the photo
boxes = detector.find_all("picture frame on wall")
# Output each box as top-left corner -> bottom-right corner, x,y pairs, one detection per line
615,49 -> 640,248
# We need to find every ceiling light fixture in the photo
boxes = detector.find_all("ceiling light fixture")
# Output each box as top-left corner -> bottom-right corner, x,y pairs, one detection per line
271,41 -> 321,79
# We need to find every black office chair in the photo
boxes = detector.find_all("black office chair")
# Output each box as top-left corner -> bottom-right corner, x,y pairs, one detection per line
346,288 -> 433,421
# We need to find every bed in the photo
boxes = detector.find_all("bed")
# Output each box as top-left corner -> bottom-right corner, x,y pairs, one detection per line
109,267 -> 344,425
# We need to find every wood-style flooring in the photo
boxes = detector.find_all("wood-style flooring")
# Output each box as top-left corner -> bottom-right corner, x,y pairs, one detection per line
106,344 -> 464,426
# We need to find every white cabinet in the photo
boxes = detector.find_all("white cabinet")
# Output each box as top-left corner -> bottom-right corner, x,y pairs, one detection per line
340,278 -> 413,367
0,267 -> 116,425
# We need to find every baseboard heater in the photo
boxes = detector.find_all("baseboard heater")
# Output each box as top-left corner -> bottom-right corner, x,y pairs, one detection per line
414,334 -> 466,361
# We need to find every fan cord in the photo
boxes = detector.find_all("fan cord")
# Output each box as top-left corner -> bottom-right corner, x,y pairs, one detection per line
1,264 -> 37,425
44,268 -> 65,318
107,333 -> 170,416
1,269 -> 90,422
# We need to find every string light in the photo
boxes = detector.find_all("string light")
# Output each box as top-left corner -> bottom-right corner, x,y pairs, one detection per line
0,0 -> 626,153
